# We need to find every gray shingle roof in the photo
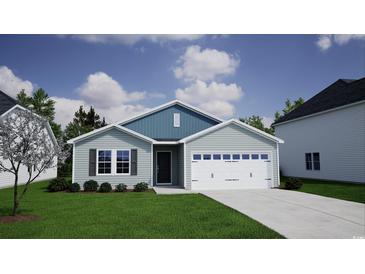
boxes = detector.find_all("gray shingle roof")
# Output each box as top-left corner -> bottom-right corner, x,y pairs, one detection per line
273,77 -> 365,125
0,90 -> 18,116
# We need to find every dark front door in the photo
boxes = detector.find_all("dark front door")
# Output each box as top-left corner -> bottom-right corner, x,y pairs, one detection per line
157,151 -> 171,184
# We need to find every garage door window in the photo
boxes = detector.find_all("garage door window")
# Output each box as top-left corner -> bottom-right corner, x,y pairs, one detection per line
232,154 -> 240,160
203,154 -> 211,160
242,154 -> 250,160
251,154 -> 259,160
223,154 -> 231,160
193,154 -> 201,160
261,154 -> 268,160
213,154 -> 221,160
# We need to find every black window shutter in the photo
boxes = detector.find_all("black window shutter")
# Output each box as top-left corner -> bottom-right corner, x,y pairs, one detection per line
131,149 -> 137,176
89,149 -> 96,176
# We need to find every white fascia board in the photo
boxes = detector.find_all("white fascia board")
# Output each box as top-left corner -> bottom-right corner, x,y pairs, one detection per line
1,104 -> 58,146
67,124 -> 155,144
180,119 -> 284,144
273,100 -> 365,127
153,141 -> 179,145
117,99 -> 223,125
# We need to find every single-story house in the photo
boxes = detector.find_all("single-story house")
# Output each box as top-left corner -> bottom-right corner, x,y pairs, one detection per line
273,77 -> 365,183
68,100 -> 284,190
0,90 -> 58,188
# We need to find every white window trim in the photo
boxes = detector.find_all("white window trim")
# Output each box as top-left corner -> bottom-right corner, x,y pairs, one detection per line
173,112 -> 180,128
115,149 -> 131,175
96,149 -> 131,176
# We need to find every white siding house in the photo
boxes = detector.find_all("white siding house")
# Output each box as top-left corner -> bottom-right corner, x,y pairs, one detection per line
0,90 -> 58,189
274,78 -> 365,183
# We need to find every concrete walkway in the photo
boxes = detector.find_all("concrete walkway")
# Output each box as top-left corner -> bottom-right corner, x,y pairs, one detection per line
201,189 -> 365,239
153,186 -> 194,195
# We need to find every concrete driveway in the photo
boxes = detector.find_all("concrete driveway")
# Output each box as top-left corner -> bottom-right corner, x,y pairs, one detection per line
201,189 -> 365,239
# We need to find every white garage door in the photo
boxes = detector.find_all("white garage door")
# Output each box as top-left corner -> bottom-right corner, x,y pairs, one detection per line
191,152 -> 273,190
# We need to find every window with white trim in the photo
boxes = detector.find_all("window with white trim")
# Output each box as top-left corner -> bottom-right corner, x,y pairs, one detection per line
98,150 -> 112,174
116,150 -> 130,174
173,113 -> 180,127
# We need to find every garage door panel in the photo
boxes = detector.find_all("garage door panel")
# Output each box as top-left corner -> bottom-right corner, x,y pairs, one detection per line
191,151 -> 272,190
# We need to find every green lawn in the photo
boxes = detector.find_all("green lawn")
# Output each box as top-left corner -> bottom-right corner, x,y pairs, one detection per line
281,177 -> 365,204
0,181 -> 283,239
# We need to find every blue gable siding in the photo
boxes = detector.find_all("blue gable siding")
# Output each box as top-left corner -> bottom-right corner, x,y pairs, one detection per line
122,105 -> 220,140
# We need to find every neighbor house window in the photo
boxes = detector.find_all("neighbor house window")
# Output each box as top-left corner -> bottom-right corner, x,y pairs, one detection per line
98,150 -> 112,174
305,153 -> 312,170
116,150 -> 130,174
313,152 -> 320,170
173,113 -> 180,127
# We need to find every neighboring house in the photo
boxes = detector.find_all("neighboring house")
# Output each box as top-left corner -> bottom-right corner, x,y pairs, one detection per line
273,78 -> 365,183
0,90 -> 58,188
68,100 -> 284,190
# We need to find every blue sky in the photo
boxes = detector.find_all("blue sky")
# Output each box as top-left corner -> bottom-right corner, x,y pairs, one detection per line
0,34 -> 364,127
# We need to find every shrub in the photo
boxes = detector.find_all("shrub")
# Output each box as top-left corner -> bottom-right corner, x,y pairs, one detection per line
133,182 -> 148,192
47,177 -> 70,192
83,180 -> 99,192
70,183 -> 80,192
283,177 -> 303,190
99,182 -> 112,193
115,183 -> 127,192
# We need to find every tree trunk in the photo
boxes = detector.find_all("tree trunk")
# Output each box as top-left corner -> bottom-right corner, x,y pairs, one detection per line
12,174 -> 18,216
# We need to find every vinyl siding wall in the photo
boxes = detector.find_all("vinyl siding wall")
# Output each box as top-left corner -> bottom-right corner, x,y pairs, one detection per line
275,102 -> 365,183
185,124 -> 279,189
73,128 -> 152,187
122,105 -> 219,140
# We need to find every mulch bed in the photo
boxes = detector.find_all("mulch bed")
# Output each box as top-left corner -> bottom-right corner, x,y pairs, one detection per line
0,214 -> 41,224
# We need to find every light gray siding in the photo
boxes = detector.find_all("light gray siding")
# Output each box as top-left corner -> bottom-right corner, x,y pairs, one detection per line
185,124 -> 279,189
178,143 -> 184,186
73,128 -> 152,187
153,145 -> 179,186
275,102 -> 365,183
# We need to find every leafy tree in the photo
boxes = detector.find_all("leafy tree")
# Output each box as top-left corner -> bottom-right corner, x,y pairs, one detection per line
240,115 -> 274,135
16,88 -> 62,139
274,97 -> 305,122
0,109 -> 67,216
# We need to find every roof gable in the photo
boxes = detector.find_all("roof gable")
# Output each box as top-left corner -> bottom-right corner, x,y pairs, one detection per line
274,77 -> 365,125
0,90 -> 18,116
120,100 -> 221,140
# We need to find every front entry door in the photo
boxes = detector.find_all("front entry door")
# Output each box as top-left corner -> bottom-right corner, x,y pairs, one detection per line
157,151 -> 172,184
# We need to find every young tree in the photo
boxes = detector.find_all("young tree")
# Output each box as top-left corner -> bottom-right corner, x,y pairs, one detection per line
0,109 -> 67,216
240,115 -> 274,135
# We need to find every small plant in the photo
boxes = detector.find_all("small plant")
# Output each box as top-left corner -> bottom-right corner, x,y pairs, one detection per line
99,182 -> 112,193
70,183 -> 80,192
47,177 -> 70,192
83,180 -> 99,192
115,183 -> 127,192
134,182 -> 148,192
283,177 -> 303,190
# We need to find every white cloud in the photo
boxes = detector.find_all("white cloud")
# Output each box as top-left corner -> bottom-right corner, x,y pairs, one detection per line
52,96 -> 148,128
262,116 -> 274,128
175,80 -> 243,118
68,34 -> 205,46
0,66 -> 33,97
77,72 -> 146,108
316,35 -> 332,51
174,45 -> 240,82
316,34 -> 365,51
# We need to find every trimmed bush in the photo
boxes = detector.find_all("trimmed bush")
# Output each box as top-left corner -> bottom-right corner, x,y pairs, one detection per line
47,177 -> 70,192
70,183 -> 81,192
115,183 -> 127,192
83,180 -> 99,192
134,182 -> 148,192
283,178 -> 303,190
99,182 -> 112,193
